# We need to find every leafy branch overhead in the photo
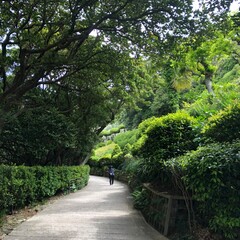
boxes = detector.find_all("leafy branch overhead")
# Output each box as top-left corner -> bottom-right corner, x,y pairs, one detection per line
0,0 -> 233,108
0,0 -> 235,164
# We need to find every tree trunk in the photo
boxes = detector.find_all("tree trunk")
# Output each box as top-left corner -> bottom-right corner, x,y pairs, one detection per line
55,148 -> 62,165
81,153 -> 91,165
204,77 -> 215,96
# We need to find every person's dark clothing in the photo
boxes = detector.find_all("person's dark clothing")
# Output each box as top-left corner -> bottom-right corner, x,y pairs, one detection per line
108,166 -> 115,185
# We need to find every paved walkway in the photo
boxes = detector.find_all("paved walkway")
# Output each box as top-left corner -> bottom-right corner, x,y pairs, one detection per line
3,176 -> 168,240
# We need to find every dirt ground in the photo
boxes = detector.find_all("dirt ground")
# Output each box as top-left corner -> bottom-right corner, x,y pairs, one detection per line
0,194 -> 63,240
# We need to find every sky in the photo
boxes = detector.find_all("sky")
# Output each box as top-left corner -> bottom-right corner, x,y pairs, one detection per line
193,0 -> 240,12
230,0 -> 240,11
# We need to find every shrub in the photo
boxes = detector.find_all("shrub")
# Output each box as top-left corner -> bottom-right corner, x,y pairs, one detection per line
99,130 -> 111,136
0,165 -> 90,214
123,143 -> 132,155
98,154 -> 112,166
92,143 -> 116,161
130,112 -> 199,182
134,111 -> 199,159
110,127 -> 121,134
174,141 -> 240,239
113,129 -> 138,149
202,103 -> 240,143
111,144 -> 122,157
132,188 -> 150,210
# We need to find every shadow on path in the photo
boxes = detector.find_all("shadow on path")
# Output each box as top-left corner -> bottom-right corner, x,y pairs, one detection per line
3,176 -> 168,240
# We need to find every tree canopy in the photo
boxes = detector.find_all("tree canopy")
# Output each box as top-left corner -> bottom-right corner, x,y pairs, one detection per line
0,1 -> 234,123
0,0 -> 236,164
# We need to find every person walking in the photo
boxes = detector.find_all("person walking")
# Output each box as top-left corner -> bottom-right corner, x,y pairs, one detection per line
108,165 -> 115,185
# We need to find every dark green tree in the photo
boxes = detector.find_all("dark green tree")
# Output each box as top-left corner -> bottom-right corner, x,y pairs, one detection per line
0,0 -> 234,130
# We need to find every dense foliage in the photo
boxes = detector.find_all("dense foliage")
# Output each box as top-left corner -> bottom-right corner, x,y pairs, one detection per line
165,141 -> 240,239
92,39 -> 240,237
113,129 -> 139,149
0,106 -> 77,165
0,0 -> 235,165
0,165 -> 90,214
0,1 -> 239,239
133,112 -> 199,159
202,103 -> 240,143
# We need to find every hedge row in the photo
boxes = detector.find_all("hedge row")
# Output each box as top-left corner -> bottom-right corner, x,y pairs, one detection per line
0,165 -> 90,213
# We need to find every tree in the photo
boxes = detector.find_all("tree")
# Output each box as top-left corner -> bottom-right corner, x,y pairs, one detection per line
0,104 -> 77,165
0,0 -> 234,130
168,12 -> 240,95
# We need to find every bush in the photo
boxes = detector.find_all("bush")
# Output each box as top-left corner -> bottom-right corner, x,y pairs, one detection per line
133,111 -> 199,159
99,130 -> 111,136
110,128 -> 121,134
202,103 -> 240,143
0,109 -> 77,165
132,188 -> 150,210
173,141 -> 240,239
130,112 -> 199,182
98,154 -> 112,166
0,165 -> 37,211
0,165 -> 90,214
92,143 -> 116,161
113,129 -> 138,149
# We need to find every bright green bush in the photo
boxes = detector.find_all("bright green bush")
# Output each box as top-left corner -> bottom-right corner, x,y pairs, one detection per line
91,142 -> 126,169
171,141 -> 240,239
111,144 -> 122,157
110,127 -> 121,134
99,130 -> 111,136
123,144 -> 132,155
92,143 -> 116,161
0,165 -> 90,213
130,112 -> 199,182
110,144 -> 124,168
98,154 -> 112,166
100,125 -> 125,137
202,103 -> 240,143
137,116 -> 157,136
113,129 -> 138,149
134,111 -> 199,159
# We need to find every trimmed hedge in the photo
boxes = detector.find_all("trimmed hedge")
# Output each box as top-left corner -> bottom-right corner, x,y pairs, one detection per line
0,165 -> 90,213
133,111 -> 199,159
130,112 -> 199,182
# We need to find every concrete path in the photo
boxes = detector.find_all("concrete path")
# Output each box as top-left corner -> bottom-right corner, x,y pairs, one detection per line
3,176 -> 168,240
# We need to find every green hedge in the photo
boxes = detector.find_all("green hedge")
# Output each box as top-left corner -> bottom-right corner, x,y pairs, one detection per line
0,165 -> 90,213
133,111 -> 199,159
130,112 -> 199,182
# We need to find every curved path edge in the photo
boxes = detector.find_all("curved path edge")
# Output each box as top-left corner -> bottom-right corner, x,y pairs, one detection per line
3,176 -> 168,240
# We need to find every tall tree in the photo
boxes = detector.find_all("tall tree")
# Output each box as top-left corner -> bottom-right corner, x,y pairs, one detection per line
168,28 -> 239,95
0,0 -> 234,130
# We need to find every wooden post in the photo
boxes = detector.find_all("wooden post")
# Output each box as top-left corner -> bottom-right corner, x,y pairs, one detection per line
164,196 -> 172,235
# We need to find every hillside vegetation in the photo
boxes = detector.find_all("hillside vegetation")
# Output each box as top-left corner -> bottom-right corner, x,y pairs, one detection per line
90,24 -> 240,239
0,2 -> 239,239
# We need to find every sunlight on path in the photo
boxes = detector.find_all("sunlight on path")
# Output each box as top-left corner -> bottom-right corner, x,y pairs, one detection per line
3,176 -> 168,240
